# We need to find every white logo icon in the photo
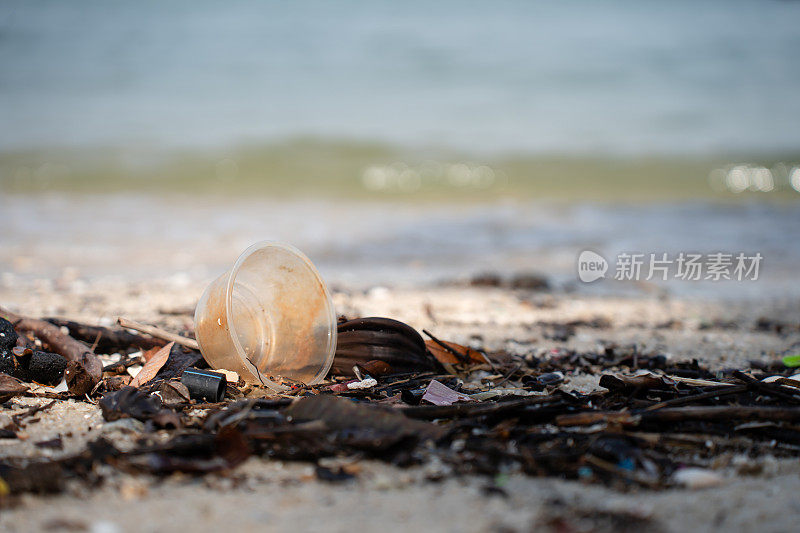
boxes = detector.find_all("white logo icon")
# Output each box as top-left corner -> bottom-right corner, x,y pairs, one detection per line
577,250 -> 608,283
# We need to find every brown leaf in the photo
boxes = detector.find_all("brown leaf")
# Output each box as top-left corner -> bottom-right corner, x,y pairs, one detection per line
141,344 -> 165,362
130,341 -> 173,388
157,380 -> 191,405
425,340 -> 486,365
0,373 -> 28,403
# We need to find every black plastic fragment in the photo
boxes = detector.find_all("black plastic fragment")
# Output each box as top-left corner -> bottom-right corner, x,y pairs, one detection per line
401,387 -> 426,405
522,371 -> 564,391
181,369 -> 227,403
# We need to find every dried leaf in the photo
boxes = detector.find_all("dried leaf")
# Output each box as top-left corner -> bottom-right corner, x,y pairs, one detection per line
157,380 -> 191,405
425,340 -> 486,365
100,386 -> 166,423
140,345 -> 164,362
0,373 -> 28,403
130,341 -> 173,388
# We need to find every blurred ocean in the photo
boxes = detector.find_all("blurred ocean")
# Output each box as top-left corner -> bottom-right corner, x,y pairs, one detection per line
2,2 -> 799,295
1,0 -> 799,155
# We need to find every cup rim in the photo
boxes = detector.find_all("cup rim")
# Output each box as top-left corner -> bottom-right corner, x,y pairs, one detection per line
224,240 -> 337,385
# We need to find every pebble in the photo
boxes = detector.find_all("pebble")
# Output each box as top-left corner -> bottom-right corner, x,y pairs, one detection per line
673,467 -> 724,489
101,418 -> 145,434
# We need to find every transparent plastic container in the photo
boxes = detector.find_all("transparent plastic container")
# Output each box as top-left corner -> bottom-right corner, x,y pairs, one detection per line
194,242 -> 337,388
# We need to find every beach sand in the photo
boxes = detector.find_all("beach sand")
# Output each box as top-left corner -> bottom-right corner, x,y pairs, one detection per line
1,276 -> 799,532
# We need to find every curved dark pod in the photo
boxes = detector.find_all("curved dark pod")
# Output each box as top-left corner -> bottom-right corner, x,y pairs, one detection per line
333,317 -> 437,376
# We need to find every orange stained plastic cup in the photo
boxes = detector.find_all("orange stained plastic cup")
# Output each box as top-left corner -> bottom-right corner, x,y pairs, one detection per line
193,242 -> 337,388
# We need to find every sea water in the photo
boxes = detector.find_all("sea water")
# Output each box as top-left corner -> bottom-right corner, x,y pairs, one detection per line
1,0 -> 799,156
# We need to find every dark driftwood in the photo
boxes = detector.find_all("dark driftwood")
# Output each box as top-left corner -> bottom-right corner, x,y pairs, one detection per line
0,307 -> 102,395
643,406 -> 800,423
732,370 -> 800,404
400,394 -> 563,420
557,405 -> 800,426
45,318 -> 164,352
644,384 -> 749,411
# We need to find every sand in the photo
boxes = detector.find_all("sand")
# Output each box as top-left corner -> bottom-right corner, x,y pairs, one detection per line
2,278 -> 800,532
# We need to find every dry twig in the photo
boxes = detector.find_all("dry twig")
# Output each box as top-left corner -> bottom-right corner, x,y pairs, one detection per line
117,317 -> 199,350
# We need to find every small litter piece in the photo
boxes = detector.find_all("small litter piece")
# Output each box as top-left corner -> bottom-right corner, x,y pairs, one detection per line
522,371 -> 565,391
347,378 -> 378,390
181,369 -> 227,402
421,379 -> 474,406
215,369 -> 240,384
470,388 -> 542,400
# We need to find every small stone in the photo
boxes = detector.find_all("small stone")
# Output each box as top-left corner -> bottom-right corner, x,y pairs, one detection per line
119,478 -> 149,500
672,467 -> 724,489
101,418 -> 145,434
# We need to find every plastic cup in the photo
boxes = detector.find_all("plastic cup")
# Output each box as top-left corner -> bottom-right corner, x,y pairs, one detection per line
193,241 -> 337,388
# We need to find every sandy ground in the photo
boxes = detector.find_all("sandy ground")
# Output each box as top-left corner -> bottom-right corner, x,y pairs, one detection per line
1,279 -> 800,532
